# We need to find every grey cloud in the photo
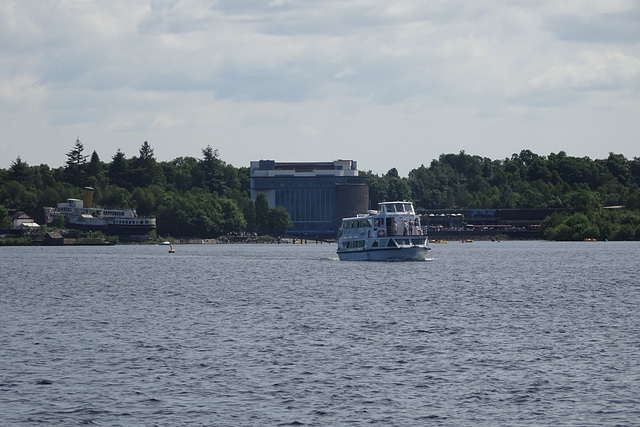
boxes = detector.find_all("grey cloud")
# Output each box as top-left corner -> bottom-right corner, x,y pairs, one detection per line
546,10 -> 640,44
213,69 -> 314,102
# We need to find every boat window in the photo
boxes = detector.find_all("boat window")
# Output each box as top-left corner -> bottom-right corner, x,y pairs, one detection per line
391,203 -> 412,213
387,239 -> 398,248
345,240 -> 365,249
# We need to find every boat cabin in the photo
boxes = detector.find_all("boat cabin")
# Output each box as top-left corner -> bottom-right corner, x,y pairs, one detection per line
340,201 -> 423,238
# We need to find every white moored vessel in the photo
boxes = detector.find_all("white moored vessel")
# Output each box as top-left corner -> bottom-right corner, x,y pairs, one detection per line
44,187 -> 156,235
337,201 -> 431,261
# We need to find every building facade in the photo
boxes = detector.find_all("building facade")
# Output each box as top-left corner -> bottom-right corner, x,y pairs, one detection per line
10,211 -> 39,230
250,160 -> 369,237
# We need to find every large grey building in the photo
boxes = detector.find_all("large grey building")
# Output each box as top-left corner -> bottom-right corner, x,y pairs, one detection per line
250,160 -> 369,237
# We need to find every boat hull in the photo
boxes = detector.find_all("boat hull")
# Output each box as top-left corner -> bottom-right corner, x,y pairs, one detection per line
337,246 -> 430,261
67,217 -> 108,230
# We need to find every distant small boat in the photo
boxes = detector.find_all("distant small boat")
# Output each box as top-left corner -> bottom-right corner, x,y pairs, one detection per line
160,241 -> 171,245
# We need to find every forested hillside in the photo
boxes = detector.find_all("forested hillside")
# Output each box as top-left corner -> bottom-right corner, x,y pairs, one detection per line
1,143 -> 639,240
363,150 -> 640,240
0,140 -> 289,238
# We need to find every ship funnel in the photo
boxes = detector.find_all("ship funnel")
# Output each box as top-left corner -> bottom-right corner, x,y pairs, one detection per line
83,186 -> 94,208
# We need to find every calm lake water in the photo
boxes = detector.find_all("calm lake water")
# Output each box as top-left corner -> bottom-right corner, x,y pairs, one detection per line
1,241 -> 639,426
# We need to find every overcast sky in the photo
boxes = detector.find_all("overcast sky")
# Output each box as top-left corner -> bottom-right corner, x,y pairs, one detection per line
1,1 -> 639,176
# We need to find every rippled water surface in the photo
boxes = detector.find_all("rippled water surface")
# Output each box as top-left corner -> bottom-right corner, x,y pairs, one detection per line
1,241 -> 639,426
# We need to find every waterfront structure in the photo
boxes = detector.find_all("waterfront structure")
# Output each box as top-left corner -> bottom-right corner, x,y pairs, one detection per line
44,187 -> 156,235
250,160 -> 368,237
10,211 -> 39,230
423,208 -> 568,239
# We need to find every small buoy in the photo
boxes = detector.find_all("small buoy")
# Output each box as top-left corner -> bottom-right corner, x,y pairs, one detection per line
168,244 -> 175,253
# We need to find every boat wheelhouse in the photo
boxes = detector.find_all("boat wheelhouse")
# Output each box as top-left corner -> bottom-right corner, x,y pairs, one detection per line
336,201 -> 430,261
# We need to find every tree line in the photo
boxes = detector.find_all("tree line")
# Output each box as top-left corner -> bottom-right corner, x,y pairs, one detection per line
363,150 -> 640,240
0,139 -> 292,237
1,143 -> 640,240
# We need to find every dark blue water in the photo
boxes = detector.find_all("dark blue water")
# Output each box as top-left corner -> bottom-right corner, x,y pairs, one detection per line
1,241 -> 639,426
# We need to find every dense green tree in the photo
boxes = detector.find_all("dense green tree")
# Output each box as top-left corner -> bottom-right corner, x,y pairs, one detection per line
223,164 -> 241,195
239,198 -> 256,232
38,187 -> 61,212
131,141 -> 165,188
542,208 -> 640,241
387,176 -> 411,202
629,157 -> 640,186
219,198 -> 247,234
0,204 -> 10,229
86,150 -> 106,187
100,185 -> 129,207
163,157 -> 201,193
139,140 -> 154,162
131,187 -> 156,216
604,153 -> 631,185
156,191 -> 225,238
363,170 -> 411,206
65,138 -> 88,186
267,205 -> 293,236
362,171 -> 389,207
236,167 -> 251,199
569,189 -> 602,214
109,150 -> 129,188
9,157 -> 32,183
255,192 -> 270,234
624,185 -> 640,210
527,157 -> 553,182
32,164 -> 57,191
0,181 -> 37,213
36,183 -> 73,224
201,145 -> 226,194
386,168 -> 399,178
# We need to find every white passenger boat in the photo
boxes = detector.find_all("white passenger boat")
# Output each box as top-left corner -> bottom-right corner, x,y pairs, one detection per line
44,187 -> 156,235
337,201 -> 431,261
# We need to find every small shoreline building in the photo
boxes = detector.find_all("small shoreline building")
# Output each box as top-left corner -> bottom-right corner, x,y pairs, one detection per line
250,160 -> 369,237
10,211 -> 40,230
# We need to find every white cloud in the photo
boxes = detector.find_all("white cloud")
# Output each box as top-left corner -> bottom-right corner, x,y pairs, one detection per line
530,51 -> 640,91
334,67 -> 356,79
0,0 -> 639,174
